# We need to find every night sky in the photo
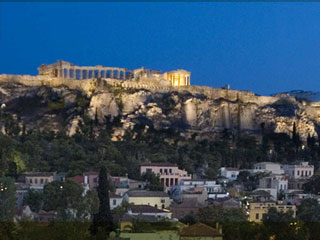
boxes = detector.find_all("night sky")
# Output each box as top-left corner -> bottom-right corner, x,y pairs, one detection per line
1,2 -> 320,95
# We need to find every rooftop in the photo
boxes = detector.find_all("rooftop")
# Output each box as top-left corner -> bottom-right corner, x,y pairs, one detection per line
140,162 -> 178,167
254,162 -> 281,166
130,205 -> 168,214
24,172 -> 55,177
180,223 -> 222,237
83,172 -> 99,176
109,192 -> 123,199
171,198 -> 204,208
127,190 -> 169,198
250,190 -> 272,197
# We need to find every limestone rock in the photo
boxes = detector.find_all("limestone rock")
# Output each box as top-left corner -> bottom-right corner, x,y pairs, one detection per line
88,92 -> 119,122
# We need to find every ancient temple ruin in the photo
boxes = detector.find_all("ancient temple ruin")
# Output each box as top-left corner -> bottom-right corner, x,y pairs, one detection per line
38,60 -> 191,87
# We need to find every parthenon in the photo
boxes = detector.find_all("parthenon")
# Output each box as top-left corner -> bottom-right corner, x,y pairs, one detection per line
38,60 -> 191,87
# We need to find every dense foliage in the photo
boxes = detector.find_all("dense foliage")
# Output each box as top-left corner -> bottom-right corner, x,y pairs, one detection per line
1,112 -> 320,181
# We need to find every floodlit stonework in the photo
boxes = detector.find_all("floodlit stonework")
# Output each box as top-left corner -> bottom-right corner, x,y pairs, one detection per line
38,60 -> 191,87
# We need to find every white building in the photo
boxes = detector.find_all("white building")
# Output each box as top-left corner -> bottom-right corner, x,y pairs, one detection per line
219,167 -> 240,182
109,192 -> 123,210
179,179 -> 226,199
283,162 -> 314,179
253,162 -> 284,175
258,174 -> 288,200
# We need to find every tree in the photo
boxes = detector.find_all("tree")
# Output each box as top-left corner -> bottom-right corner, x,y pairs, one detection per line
0,177 -> 16,221
292,122 -> 301,152
297,199 -> 320,240
303,175 -> 320,194
25,189 -> 44,212
197,206 -> 250,240
262,207 -> 297,240
43,180 -> 91,221
90,166 -> 115,237
180,213 -> 198,225
141,171 -> 163,191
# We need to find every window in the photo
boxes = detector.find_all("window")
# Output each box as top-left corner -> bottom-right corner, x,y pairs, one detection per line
301,171 -> 304,176
160,169 -> 163,174
161,199 -> 165,203
146,168 -> 152,173
40,179 -> 44,184
256,213 -> 259,220
297,170 -> 300,176
309,171 -> 312,176
113,199 -> 117,206
35,178 -> 38,184
29,179 -> 33,184
45,179 -> 48,183
169,169 -> 172,174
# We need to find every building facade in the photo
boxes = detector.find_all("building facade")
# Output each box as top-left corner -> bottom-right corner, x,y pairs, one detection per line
219,167 -> 240,182
283,162 -> 314,179
140,163 -> 191,189
24,172 -> 55,190
38,60 -> 191,87
162,70 -> 191,86
253,162 -> 284,175
248,201 -> 296,222
124,190 -> 171,209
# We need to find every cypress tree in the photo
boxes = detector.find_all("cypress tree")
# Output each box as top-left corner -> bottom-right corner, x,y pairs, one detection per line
90,166 -> 114,237
292,122 -> 301,152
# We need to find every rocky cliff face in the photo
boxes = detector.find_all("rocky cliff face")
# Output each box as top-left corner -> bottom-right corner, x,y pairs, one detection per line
0,74 -> 319,142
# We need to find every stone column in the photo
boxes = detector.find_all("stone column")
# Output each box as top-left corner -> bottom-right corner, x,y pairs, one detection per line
66,69 -> 70,79
79,69 -> 83,80
73,68 -> 77,79
110,70 -> 114,79
97,69 -> 101,78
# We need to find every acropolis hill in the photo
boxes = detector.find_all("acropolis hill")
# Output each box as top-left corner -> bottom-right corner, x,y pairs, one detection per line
0,60 -> 320,142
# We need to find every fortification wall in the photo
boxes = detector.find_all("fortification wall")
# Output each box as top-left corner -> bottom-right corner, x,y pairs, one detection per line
0,74 -> 94,94
0,74 -> 269,103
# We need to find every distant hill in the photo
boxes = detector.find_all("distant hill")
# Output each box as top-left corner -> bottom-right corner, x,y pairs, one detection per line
278,90 -> 320,102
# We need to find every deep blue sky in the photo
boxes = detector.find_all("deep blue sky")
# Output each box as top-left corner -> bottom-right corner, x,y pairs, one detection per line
1,2 -> 320,95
